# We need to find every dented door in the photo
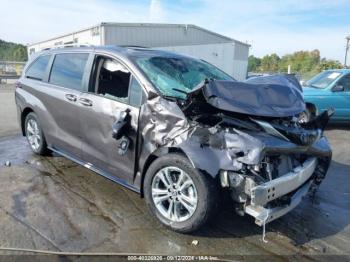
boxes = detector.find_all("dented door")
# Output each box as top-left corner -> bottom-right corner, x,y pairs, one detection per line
79,93 -> 140,184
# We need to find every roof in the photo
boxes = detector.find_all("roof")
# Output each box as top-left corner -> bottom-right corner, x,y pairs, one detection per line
33,45 -> 204,60
325,68 -> 350,73
28,22 -> 250,47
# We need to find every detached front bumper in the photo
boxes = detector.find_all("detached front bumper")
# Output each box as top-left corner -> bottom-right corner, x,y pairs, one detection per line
250,157 -> 317,206
245,180 -> 312,225
245,157 -> 317,225
221,156 -> 326,226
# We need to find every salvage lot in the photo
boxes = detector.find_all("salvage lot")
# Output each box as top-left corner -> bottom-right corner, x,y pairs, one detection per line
0,84 -> 349,258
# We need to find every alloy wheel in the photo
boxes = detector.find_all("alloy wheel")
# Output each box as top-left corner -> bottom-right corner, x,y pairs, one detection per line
27,119 -> 41,151
151,166 -> 198,222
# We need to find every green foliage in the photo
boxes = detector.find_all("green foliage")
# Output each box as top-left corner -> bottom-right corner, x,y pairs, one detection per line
248,55 -> 261,72
0,39 -> 28,61
318,58 -> 343,71
248,49 -> 344,80
260,53 -> 280,72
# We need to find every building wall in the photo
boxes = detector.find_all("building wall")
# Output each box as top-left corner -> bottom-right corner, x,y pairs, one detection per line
103,23 -> 233,47
27,26 -> 102,56
159,42 -> 248,80
158,43 -> 234,78
27,23 -> 249,79
233,42 -> 249,80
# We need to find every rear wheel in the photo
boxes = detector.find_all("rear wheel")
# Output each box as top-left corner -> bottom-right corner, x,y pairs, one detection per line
25,112 -> 50,155
144,154 -> 218,233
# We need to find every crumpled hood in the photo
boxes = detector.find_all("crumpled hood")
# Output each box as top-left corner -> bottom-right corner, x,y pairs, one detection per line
201,74 -> 305,118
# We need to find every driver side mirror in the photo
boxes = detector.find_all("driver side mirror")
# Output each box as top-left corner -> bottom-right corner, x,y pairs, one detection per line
332,85 -> 344,92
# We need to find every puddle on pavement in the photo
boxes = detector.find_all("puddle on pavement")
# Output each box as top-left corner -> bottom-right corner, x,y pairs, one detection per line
0,135 -> 349,256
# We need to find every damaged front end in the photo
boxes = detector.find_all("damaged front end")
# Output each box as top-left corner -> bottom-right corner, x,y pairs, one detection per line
181,111 -> 332,226
139,74 -> 333,227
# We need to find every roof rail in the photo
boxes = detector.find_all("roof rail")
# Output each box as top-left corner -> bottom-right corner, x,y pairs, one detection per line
42,43 -> 94,51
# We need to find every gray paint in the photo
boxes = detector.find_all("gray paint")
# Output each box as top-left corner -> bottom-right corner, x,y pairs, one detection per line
16,46 -> 332,229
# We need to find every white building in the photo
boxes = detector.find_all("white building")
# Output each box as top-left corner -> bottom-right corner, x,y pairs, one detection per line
27,23 -> 250,80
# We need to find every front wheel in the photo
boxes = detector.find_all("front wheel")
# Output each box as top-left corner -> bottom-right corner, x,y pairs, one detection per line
144,154 -> 218,233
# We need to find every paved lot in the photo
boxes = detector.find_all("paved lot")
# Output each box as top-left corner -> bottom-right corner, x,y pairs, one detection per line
0,84 -> 349,258
0,84 -> 21,137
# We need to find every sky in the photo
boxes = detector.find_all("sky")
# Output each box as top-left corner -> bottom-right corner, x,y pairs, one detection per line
0,0 -> 349,61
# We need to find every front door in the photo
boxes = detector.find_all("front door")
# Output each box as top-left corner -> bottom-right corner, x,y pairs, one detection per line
80,55 -> 144,184
329,74 -> 350,120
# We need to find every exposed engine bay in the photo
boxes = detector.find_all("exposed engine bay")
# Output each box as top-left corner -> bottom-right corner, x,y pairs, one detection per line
136,74 -> 333,227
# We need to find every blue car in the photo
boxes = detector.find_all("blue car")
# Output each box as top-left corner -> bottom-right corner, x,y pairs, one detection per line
302,69 -> 350,122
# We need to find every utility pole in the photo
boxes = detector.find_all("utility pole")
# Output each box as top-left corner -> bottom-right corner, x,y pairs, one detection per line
345,36 -> 350,67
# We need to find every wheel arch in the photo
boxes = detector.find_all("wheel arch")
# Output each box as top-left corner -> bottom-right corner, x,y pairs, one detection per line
305,102 -> 318,117
139,147 -> 192,197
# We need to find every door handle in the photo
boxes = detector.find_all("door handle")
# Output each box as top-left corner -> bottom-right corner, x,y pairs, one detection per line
65,94 -> 77,102
79,98 -> 93,106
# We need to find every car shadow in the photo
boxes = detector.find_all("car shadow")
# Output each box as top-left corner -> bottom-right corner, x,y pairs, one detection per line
192,160 -> 350,248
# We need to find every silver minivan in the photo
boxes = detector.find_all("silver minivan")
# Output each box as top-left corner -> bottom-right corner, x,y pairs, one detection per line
16,46 -> 332,233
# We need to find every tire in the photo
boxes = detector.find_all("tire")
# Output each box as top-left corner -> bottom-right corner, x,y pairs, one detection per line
24,112 -> 50,155
144,153 -> 218,233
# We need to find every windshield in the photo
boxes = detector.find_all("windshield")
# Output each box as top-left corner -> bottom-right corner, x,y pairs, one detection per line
134,56 -> 233,98
306,71 -> 343,89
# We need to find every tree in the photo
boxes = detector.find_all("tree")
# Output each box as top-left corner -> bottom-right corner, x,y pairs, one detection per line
248,55 -> 261,72
318,59 -> 343,70
260,53 -> 280,72
0,39 -> 28,61
248,49 -> 343,80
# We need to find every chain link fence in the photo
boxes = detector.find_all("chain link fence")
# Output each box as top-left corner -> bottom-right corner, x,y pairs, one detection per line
0,61 -> 25,84
248,71 -> 318,82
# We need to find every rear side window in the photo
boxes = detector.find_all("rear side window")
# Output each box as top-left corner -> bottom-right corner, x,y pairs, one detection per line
26,55 -> 50,81
49,53 -> 89,91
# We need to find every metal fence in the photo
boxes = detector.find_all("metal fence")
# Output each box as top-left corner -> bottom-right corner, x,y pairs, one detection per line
248,71 -> 315,81
0,61 -> 25,84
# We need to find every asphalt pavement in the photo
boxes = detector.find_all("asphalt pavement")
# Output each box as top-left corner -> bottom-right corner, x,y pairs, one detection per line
0,84 -> 349,259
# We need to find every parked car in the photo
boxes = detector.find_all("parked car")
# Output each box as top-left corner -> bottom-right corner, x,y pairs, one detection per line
16,46 -> 332,233
302,69 -> 350,122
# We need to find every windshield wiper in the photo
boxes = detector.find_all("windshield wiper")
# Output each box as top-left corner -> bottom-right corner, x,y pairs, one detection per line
170,79 -> 210,100
172,88 -> 188,95
310,84 -> 323,89
162,95 -> 178,101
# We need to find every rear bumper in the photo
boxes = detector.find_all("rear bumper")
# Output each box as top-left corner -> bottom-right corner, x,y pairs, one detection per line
250,157 -> 317,206
245,180 -> 312,226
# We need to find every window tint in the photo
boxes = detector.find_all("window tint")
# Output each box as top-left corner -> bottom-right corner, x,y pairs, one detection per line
129,76 -> 143,107
337,75 -> 350,92
95,58 -> 131,103
26,55 -> 50,81
49,53 -> 89,91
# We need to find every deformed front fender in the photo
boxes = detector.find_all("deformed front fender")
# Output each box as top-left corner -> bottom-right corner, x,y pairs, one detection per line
177,130 -> 333,178
178,139 -> 238,178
